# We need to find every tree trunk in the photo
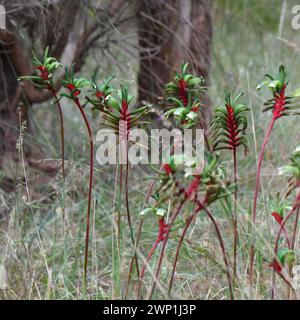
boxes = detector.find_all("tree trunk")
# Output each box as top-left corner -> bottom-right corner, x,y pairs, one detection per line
137,0 -> 213,126
0,0 -> 100,192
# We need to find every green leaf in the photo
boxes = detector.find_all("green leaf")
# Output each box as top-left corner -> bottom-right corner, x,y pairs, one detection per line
155,208 -> 166,217
139,207 -> 155,216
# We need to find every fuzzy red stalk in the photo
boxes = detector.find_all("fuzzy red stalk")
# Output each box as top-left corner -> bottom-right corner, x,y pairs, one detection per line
148,198 -> 186,299
137,217 -> 168,298
167,176 -> 234,299
149,176 -> 234,300
119,99 -> 140,282
73,97 -> 94,287
250,86 -> 286,289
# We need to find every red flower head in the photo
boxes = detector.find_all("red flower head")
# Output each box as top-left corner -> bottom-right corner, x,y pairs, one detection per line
66,83 -> 81,97
158,217 -> 168,242
185,175 -> 201,200
37,65 -> 49,81
61,65 -> 91,100
270,259 -> 282,273
162,164 -> 173,176
271,211 -> 283,224
272,85 -> 286,120
95,91 -> 104,99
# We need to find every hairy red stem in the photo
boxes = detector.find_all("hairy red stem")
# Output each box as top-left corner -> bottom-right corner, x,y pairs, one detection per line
201,204 -> 234,300
250,116 -> 276,288
74,99 -> 94,288
49,88 -> 65,180
148,199 -> 186,299
138,217 -> 168,298
125,160 -> 140,280
233,148 -> 238,278
168,213 -> 194,295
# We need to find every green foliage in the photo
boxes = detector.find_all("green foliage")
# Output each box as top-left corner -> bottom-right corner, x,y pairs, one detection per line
200,152 -> 236,205
277,248 -> 296,269
269,193 -> 292,219
280,145 -> 300,181
87,84 -> 149,135
19,46 -> 62,89
61,65 -> 91,100
140,207 -> 166,217
164,63 -> 205,128
85,70 -> 115,112
257,65 -> 288,95
258,65 -> 300,117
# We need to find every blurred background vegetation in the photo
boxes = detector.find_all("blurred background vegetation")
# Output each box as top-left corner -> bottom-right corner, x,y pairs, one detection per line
0,0 -> 300,299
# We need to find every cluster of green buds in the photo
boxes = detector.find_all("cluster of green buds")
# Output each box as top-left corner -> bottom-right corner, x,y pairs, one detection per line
19,46 -> 62,90
61,65 -> 91,101
190,152 -> 236,205
156,152 -> 236,206
257,65 -> 300,119
164,63 -> 205,128
87,77 -> 149,138
140,206 -> 166,218
86,69 -> 114,116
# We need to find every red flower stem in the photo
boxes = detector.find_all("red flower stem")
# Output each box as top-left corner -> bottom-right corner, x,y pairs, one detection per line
233,147 -> 238,279
250,116 -> 276,289
168,199 -> 234,299
168,212 -> 195,295
201,204 -> 234,300
125,219 -> 144,299
290,207 -> 300,298
281,225 -> 291,249
148,198 -> 186,299
138,239 -> 160,299
271,195 -> 300,299
125,160 -> 140,279
74,98 -> 94,288
49,88 -> 65,181
291,204 -> 300,250
127,173 -> 162,299
138,217 -> 168,298
291,188 -> 300,250
126,170 -> 156,299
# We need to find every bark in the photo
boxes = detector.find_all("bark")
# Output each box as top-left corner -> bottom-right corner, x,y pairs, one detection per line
137,0 -> 213,126
0,0 -> 120,189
